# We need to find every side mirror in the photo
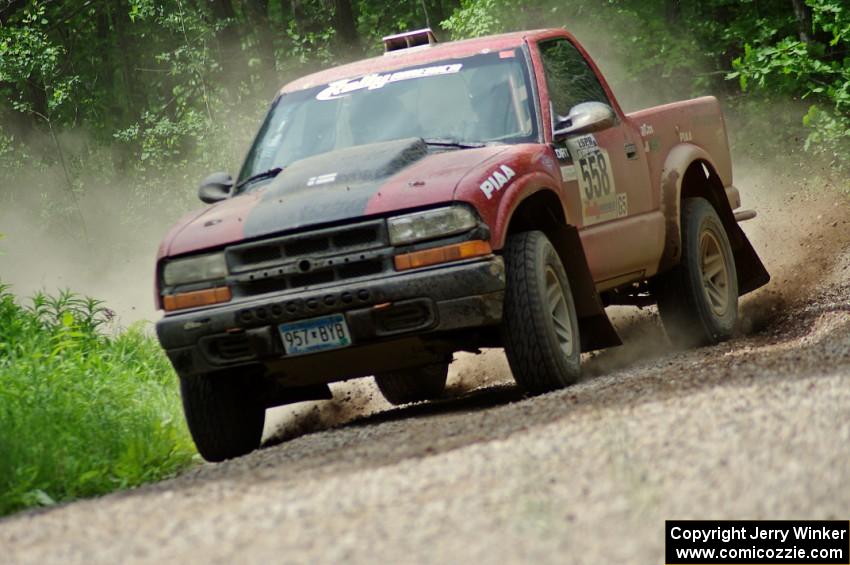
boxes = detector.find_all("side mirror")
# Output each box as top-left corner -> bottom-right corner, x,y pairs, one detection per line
198,172 -> 233,204
553,102 -> 616,140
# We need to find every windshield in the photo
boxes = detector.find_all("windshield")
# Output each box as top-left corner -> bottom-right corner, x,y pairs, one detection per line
237,49 -> 538,188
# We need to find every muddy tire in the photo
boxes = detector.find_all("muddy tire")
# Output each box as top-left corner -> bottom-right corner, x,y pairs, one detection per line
501,230 -> 581,394
374,363 -> 449,405
657,197 -> 739,348
180,371 -> 265,462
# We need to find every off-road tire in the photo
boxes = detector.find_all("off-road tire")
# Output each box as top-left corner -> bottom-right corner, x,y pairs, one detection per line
657,197 -> 739,348
374,363 -> 449,405
501,230 -> 581,394
180,371 -> 266,462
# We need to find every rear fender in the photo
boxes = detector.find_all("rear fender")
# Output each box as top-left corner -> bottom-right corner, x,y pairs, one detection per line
660,143 -> 770,295
659,143 -> 721,269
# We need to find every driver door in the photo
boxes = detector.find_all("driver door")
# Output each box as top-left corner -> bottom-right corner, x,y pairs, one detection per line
537,38 -> 659,288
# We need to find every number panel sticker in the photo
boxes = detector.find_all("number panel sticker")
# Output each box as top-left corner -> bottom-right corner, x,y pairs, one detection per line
565,134 -> 625,226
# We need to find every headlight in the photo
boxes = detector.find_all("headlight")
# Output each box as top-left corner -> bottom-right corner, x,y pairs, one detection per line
388,206 -> 478,246
162,252 -> 228,286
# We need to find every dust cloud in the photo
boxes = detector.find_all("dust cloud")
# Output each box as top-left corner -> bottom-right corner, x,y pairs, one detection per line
0,161 -> 194,326
0,110 -> 258,326
735,162 -> 850,331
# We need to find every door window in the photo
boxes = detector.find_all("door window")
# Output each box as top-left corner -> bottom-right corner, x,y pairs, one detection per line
539,39 -> 611,117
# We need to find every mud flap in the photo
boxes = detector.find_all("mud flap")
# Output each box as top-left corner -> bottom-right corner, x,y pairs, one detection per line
712,200 -> 771,296
729,224 -> 771,295
549,225 -> 622,352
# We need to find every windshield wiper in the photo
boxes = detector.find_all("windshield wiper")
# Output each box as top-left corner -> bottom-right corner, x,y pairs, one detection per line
424,138 -> 486,149
235,167 -> 283,191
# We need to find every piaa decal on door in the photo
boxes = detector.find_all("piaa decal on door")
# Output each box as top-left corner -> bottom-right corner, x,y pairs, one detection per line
566,135 -> 625,225
479,164 -> 516,200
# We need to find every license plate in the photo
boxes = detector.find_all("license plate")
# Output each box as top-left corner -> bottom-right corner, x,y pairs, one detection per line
279,313 -> 352,357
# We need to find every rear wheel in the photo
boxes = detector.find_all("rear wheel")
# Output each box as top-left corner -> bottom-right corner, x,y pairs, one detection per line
657,197 -> 738,348
179,371 -> 266,462
374,363 -> 449,405
501,230 -> 581,394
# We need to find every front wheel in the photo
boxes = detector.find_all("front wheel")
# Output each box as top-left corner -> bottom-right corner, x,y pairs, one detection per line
656,197 -> 739,348
501,230 -> 581,394
180,371 -> 266,462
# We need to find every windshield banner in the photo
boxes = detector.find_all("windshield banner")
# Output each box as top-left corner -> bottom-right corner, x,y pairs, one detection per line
316,63 -> 463,101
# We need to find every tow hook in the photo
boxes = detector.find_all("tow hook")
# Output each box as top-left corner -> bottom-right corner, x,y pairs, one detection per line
734,209 -> 757,222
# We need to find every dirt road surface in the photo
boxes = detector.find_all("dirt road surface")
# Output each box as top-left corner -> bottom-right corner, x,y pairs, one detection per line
1,188 -> 849,564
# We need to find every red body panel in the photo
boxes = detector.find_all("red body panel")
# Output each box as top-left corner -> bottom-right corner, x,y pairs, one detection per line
362,145 -> 511,217
452,144 -> 565,248
159,190 -> 264,260
628,96 -> 733,191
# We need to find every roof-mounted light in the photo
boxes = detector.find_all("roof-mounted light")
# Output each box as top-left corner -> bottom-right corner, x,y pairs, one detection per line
382,28 -> 437,53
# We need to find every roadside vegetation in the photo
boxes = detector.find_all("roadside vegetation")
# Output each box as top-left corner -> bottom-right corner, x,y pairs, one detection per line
0,286 -> 195,517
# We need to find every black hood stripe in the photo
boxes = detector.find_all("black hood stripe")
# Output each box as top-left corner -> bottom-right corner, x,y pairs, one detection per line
244,138 -> 429,238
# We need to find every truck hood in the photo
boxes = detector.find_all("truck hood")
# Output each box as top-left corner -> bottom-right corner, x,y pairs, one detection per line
162,138 -> 509,257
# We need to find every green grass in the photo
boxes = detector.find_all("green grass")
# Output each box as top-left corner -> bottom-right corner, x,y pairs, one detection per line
0,285 -> 196,516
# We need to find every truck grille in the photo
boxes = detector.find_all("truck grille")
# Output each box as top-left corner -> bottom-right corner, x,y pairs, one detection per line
225,220 -> 393,298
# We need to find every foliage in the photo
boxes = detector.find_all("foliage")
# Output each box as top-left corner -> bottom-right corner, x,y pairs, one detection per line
285,17 -> 336,65
441,0 -> 506,38
729,0 -> 850,166
0,285 -> 196,516
0,2 -> 75,123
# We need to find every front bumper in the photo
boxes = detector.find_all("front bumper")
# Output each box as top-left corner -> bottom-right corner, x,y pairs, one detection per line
156,257 -> 505,382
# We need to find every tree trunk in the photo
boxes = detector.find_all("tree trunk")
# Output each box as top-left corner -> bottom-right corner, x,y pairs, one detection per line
333,0 -> 358,47
0,0 -> 28,24
665,0 -> 681,25
427,0 -> 446,32
209,0 -> 237,21
209,0 -> 242,74
44,117 -> 90,244
244,0 -> 276,73
111,1 -> 140,127
791,0 -> 811,43
290,0 -> 316,34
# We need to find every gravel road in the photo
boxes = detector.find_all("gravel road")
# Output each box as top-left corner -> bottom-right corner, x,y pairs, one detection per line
1,190 -> 848,564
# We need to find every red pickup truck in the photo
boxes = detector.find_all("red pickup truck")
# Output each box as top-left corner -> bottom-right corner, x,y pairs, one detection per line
155,28 -> 769,461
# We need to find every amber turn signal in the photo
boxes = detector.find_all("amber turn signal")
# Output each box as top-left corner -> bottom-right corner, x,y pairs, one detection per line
163,286 -> 232,312
394,240 -> 492,271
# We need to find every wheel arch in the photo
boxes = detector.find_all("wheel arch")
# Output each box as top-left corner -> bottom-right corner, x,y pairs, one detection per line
659,143 -> 770,295
503,186 -> 570,243
501,187 -> 622,352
